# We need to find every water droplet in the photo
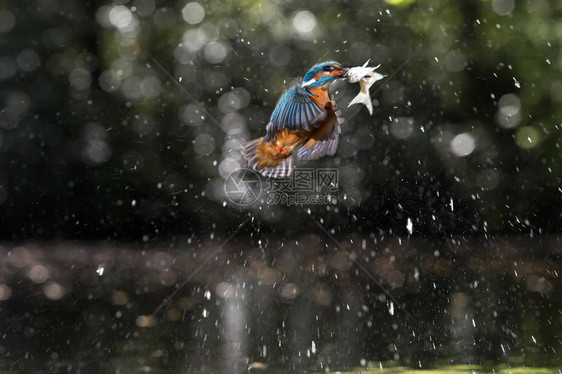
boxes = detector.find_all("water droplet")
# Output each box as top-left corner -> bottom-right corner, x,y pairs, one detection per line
406,218 -> 413,235
96,265 -> 105,276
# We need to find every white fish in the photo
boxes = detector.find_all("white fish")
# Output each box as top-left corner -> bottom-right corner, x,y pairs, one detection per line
346,60 -> 384,115
346,59 -> 378,83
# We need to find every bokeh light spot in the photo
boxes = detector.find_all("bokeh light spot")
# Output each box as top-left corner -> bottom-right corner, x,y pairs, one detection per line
515,126 -> 540,149
109,6 -> 133,29
112,290 -> 130,306
82,122 -> 112,165
99,69 -> 122,92
218,88 -> 250,113
496,93 -> 521,129
182,2 -> 205,25
136,315 -> 157,327
215,282 -> 234,299
292,11 -> 317,36
180,103 -> 204,126
0,284 -> 12,301
27,264 -> 50,284
44,281 -> 65,300
95,5 -> 112,27
174,44 -> 194,64
182,29 -> 205,52
492,0 -> 515,16
140,76 -> 162,99
0,10 -> 16,33
84,141 -> 111,164
219,158 -> 241,179
16,49 -> 40,72
390,117 -> 414,139
384,0 -> 416,6
178,297 -> 195,311
121,77 -> 142,100
220,113 -> 247,140
167,308 -> 182,321
203,41 -> 229,64
280,283 -> 300,299
69,68 -> 92,90
193,133 -> 215,155
450,132 -> 476,157
7,91 -> 31,116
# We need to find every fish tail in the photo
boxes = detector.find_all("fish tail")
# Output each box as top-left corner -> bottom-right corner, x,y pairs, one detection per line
241,138 -> 293,178
348,92 -> 373,115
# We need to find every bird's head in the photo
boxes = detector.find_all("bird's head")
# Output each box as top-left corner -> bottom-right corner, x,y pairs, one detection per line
302,61 -> 349,89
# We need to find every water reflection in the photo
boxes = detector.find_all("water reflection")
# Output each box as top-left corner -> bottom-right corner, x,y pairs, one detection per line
449,292 -> 476,363
0,237 -> 560,372
221,283 -> 247,373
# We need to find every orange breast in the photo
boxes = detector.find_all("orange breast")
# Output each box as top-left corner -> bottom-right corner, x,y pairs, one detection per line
255,129 -> 309,168
275,128 -> 309,148
307,73 -> 332,109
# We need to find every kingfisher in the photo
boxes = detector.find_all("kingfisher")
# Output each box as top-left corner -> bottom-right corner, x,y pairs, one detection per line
241,61 -> 351,178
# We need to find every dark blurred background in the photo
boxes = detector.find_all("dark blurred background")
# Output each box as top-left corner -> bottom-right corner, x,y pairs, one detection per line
1,1 -> 562,372
1,0 -> 561,240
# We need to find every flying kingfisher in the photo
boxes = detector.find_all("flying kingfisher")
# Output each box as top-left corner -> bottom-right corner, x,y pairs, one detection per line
241,61 -> 351,178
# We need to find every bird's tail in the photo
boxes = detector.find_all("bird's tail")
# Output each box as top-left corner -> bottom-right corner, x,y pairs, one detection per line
241,138 -> 293,178
348,91 -> 373,115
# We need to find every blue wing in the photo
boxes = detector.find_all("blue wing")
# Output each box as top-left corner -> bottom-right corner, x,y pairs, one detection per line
264,80 -> 323,142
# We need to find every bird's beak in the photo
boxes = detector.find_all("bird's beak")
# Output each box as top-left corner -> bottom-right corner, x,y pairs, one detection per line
330,65 -> 354,78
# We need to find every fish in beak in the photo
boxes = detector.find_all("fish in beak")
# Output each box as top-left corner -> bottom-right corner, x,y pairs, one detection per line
346,60 -> 385,115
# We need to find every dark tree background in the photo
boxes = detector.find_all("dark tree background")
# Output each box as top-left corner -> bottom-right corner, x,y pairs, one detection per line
0,0 -> 561,240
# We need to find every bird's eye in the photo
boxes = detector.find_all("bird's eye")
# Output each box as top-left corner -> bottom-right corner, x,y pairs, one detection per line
323,66 -> 333,72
